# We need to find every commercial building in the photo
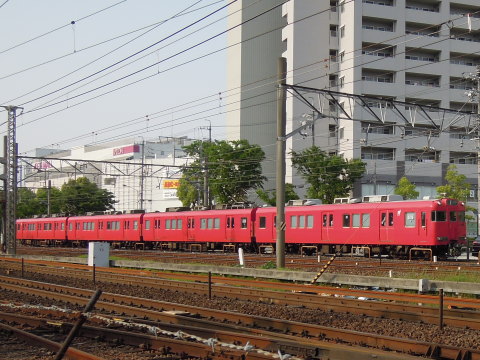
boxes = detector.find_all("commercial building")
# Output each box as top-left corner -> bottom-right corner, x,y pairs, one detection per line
22,137 -> 192,213
227,0 -> 480,212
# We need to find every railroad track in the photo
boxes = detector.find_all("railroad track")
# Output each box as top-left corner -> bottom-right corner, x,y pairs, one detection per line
2,258 -> 480,313
0,273 -> 480,359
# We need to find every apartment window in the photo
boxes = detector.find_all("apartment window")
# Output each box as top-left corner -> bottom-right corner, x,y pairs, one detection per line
340,25 -> 345,38
339,51 -> 345,62
330,25 -> 338,37
339,76 -> 345,88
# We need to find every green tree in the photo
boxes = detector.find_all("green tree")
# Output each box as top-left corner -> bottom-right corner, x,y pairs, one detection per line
436,164 -> 470,201
179,139 -> 266,206
291,146 -> 365,204
60,177 -> 115,215
36,186 -> 63,214
177,176 -> 200,208
256,183 -> 299,206
394,176 -> 419,200
16,188 -> 43,218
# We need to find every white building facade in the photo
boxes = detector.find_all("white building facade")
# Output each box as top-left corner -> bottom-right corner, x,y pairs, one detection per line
227,0 -> 480,209
22,137 -> 193,213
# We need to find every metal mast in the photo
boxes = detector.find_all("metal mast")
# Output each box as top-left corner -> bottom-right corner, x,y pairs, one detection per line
3,106 -> 20,254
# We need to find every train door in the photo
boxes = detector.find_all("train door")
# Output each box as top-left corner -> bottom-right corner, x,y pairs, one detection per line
187,217 -> 195,241
226,216 -> 235,242
420,211 -> 427,239
379,210 -> 394,242
321,212 -> 334,241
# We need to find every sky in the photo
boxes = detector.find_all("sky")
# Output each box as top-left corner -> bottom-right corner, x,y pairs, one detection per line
0,0 -> 229,155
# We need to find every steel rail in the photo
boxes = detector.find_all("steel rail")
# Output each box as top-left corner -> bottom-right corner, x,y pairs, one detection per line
1,276 -> 479,360
0,309 -> 423,360
2,259 -> 480,311
0,321 -> 105,360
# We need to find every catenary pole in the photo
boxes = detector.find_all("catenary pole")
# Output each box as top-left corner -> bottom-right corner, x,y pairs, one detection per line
276,57 -> 287,269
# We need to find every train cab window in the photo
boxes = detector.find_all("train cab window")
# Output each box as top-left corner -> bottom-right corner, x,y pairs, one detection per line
307,215 -> 314,228
166,219 -> 171,229
342,214 -> 350,227
405,212 -> 416,227
352,214 -> 360,228
388,213 -> 394,226
458,211 -> 465,222
329,214 -> 334,227
421,212 -> 426,227
145,220 -> 150,230
431,211 -> 446,222
449,211 -> 457,221
322,215 -> 327,227
133,221 -> 138,230
259,216 -> 266,229
214,218 -> 220,229
241,217 -> 247,229
291,215 -> 297,229
201,219 -> 207,229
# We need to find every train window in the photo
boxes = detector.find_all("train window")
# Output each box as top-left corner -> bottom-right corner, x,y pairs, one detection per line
99,222 -> 103,230
166,219 -> 171,229
69,223 -> 73,231
449,211 -> 457,221
388,213 -> 394,226
329,214 -> 334,227
172,219 -> 178,229
241,217 -> 247,229
342,214 -> 350,227
421,212 -> 426,227
231,218 -> 234,228
214,218 -> 220,229
322,214 -> 327,227
431,211 -> 446,222
299,215 -> 305,228
116,221 -> 120,230
290,216 -> 296,228
405,212 -> 416,227
447,199 -> 458,205
259,217 -> 266,229
133,221 -> 138,230
274,216 -> 276,228
458,211 -> 465,222
381,213 -> 386,226
227,218 -> 230,228
352,214 -> 360,228
307,215 -> 314,228
107,221 -> 111,230
145,220 -> 150,230
205,218 -> 211,229
76,223 -> 80,230
178,219 -> 182,229
201,219 -> 206,229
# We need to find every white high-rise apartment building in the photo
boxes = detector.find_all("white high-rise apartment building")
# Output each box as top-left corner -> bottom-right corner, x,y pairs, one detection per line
227,0 -> 480,209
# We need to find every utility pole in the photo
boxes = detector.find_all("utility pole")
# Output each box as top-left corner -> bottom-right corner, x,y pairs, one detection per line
47,180 -> 51,217
2,105 -> 21,255
276,57 -> 287,269
201,121 -> 211,208
140,140 -> 145,210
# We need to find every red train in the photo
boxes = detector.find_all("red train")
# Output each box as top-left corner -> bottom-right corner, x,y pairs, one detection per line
16,196 -> 467,258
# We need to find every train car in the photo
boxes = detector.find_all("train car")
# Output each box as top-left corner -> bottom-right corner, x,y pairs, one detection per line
254,197 -> 466,257
17,217 -> 68,246
66,213 -> 143,245
142,208 -> 256,250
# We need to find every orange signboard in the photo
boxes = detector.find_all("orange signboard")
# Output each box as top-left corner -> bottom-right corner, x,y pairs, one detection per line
163,179 -> 179,189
